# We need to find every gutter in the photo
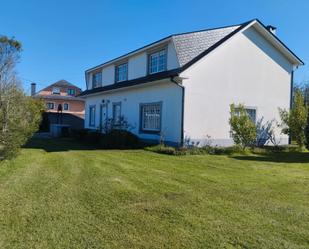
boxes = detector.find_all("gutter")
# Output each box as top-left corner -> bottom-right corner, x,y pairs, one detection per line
170,76 -> 185,147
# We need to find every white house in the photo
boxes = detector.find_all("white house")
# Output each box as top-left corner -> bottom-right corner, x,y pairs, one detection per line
80,19 -> 303,146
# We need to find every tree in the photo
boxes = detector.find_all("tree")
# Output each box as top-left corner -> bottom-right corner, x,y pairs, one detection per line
279,90 -> 308,148
0,36 -> 44,159
229,104 -> 257,149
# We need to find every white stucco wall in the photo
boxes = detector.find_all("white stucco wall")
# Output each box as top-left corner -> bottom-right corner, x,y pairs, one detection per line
84,80 -> 183,145
181,26 -> 294,146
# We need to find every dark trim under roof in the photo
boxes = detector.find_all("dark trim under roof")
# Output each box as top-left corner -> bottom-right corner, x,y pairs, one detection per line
79,69 -> 181,97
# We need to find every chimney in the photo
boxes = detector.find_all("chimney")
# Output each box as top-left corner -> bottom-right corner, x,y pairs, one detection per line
266,25 -> 277,35
31,83 -> 36,96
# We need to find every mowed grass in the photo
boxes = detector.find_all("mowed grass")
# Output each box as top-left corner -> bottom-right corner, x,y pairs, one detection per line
0,139 -> 308,248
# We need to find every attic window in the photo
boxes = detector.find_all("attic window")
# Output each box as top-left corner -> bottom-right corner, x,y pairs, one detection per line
92,72 -> 102,88
67,89 -> 75,96
52,87 -> 60,94
148,49 -> 167,74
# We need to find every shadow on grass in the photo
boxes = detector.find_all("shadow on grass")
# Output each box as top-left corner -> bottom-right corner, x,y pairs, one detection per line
23,138 -> 96,152
232,152 -> 309,164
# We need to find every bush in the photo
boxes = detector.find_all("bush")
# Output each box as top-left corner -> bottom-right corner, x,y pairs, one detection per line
229,104 -> 257,149
100,129 -> 140,149
71,129 -> 140,149
279,90 -> 308,148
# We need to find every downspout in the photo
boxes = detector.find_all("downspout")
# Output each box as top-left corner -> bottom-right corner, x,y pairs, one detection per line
289,70 -> 294,144
170,76 -> 185,147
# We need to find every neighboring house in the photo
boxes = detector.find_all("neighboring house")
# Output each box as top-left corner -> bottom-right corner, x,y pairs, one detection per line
79,19 -> 303,146
32,80 -> 85,130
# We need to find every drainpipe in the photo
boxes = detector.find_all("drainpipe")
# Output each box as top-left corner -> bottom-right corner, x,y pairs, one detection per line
289,70 -> 294,145
170,76 -> 185,147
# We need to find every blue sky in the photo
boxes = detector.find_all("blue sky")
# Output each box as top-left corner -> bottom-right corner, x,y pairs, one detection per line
1,0 -> 308,93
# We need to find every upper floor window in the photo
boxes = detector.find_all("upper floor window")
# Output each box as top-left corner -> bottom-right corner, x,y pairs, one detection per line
52,87 -> 60,94
115,63 -> 128,82
149,49 -> 167,74
67,89 -> 75,96
46,102 -> 54,110
92,72 -> 102,88
63,103 -> 69,111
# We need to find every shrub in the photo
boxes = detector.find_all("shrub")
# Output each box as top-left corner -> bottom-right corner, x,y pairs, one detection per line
279,90 -> 308,148
229,104 -> 257,149
100,129 -> 140,149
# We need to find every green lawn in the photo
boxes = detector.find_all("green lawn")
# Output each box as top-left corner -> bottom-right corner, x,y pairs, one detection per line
0,139 -> 308,249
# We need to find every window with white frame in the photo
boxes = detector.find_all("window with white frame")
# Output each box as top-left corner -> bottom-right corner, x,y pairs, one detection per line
46,102 -> 54,110
112,102 -> 121,125
63,103 -> 69,111
149,49 -> 167,74
89,105 -> 96,127
140,103 -> 162,132
115,63 -> 128,82
92,72 -> 102,88
52,87 -> 60,94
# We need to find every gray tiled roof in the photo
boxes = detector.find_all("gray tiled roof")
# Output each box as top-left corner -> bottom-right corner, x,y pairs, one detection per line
172,25 -> 240,67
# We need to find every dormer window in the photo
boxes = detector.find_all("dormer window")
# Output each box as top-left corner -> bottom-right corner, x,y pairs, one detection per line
115,63 -> 128,82
67,89 -> 75,96
52,87 -> 60,94
92,72 -> 102,88
148,49 -> 167,74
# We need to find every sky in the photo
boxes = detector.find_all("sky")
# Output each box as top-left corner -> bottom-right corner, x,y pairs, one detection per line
1,0 -> 309,94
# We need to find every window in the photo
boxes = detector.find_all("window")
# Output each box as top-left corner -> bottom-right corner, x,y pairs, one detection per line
235,107 -> 257,123
67,89 -> 75,96
115,63 -> 128,82
246,108 -> 256,123
89,105 -> 96,127
149,49 -> 167,74
112,102 -> 121,125
92,72 -> 102,88
140,103 -> 162,132
46,102 -> 54,110
63,103 -> 69,111
52,87 -> 60,94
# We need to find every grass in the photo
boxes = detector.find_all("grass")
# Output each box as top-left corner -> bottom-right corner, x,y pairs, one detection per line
0,138 -> 308,248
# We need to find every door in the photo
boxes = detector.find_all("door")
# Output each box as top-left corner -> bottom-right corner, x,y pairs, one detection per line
100,104 -> 108,132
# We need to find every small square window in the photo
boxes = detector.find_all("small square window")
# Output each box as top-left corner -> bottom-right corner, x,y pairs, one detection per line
52,87 -> 60,94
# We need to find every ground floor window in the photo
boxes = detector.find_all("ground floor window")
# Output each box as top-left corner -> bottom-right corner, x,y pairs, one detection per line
89,105 -> 96,127
63,103 -> 69,111
46,102 -> 54,110
235,107 -> 256,123
112,102 -> 121,125
140,102 -> 162,132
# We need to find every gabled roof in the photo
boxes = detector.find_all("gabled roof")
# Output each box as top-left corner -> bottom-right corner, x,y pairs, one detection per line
47,80 -> 80,89
172,25 -> 241,67
81,19 -> 304,96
